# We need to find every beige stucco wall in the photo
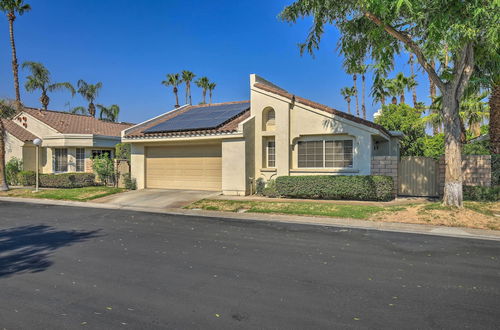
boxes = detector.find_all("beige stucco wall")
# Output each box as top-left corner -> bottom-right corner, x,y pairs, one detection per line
5,132 -> 24,162
13,112 -> 59,137
130,143 -> 146,189
250,76 -> 391,183
222,138 -> 247,195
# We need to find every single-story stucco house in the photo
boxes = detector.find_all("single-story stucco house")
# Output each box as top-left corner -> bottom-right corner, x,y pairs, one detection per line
122,74 -> 402,195
3,107 -> 133,173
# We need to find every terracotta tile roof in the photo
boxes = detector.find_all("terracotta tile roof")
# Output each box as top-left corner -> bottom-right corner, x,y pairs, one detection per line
1,119 -> 38,142
124,101 -> 251,138
253,82 -> 393,137
22,107 -> 134,137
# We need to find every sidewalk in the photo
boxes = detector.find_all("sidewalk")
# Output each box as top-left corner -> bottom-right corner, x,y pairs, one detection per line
1,196 -> 499,241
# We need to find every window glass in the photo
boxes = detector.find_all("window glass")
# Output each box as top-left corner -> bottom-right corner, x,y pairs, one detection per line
298,140 -> 353,168
54,148 -> 68,172
267,140 -> 276,168
76,148 -> 85,172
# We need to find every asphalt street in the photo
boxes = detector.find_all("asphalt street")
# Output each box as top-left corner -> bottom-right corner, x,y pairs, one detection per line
0,201 -> 499,329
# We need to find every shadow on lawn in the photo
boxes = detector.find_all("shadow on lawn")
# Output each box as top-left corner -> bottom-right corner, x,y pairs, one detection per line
0,225 -> 100,278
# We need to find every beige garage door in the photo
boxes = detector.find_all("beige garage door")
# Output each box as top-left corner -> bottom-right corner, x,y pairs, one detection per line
146,144 -> 222,191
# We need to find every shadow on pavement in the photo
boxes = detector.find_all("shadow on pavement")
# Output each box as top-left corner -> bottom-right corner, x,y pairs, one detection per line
0,225 -> 100,278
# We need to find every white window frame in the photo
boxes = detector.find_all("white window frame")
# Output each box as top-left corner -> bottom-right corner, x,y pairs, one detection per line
54,148 -> 68,173
266,140 -> 276,168
297,138 -> 354,169
76,148 -> 85,172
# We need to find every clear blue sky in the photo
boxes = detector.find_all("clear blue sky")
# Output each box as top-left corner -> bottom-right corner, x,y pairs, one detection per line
0,0 -> 431,124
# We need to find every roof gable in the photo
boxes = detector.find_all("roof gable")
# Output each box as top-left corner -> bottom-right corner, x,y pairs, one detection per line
1,119 -> 38,142
19,107 -> 134,137
253,82 -> 392,137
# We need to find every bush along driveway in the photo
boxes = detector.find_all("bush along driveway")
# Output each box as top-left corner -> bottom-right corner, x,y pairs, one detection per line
187,199 -> 500,231
0,186 -> 125,202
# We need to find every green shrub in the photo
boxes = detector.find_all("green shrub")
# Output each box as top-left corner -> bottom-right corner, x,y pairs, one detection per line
122,173 -> 137,190
6,157 -> 23,185
275,175 -> 394,201
17,170 -> 36,186
263,179 -> 279,198
39,173 -> 96,188
92,154 -> 115,186
463,185 -> 500,202
255,178 -> 265,195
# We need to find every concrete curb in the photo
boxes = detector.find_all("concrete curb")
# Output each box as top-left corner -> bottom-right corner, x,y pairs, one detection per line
1,196 -> 499,242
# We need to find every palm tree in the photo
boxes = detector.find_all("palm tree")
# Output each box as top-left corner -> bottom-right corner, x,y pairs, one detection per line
162,73 -> 183,108
359,65 -> 368,119
182,70 -> 196,105
340,87 -> 356,114
0,99 -> 17,191
371,75 -> 388,106
208,82 -> 216,104
0,0 -> 31,104
195,77 -> 210,104
75,80 -> 102,117
393,73 -> 411,104
460,90 -> 489,137
22,61 -> 75,110
97,104 -> 120,122
408,53 -> 418,107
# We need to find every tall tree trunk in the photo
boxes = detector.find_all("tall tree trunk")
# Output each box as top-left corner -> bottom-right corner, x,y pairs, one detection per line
209,91 -> 212,104
410,53 -> 417,107
40,92 -> 49,110
361,74 -> 366,119
391,96 -> 397,104
442,90 -> 463,207
353,75 -> 359,117
89,102 -> 96,117
490,83 -> 500,154
189,84 -> 193,105
381,96 -> 385,106
185,83 -> 189,105
0,121 -> 9,191
400,93 -> 405,104
429,60 -> 439,135
8,15 -> 21,104
174,87 -> 179,107
347,99 -> 351,114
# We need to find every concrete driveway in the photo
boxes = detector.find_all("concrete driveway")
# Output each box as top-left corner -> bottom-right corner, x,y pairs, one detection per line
94,189 -> 219,209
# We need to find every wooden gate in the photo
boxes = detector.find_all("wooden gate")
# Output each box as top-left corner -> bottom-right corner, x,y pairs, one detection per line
398,157 -> 439,197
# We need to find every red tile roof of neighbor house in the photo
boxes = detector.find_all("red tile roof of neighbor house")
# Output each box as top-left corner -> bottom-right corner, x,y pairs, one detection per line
22,107 -> 134,137
253,82 -> 394,137
124,101 -> 251,138
1,118 -> 38,142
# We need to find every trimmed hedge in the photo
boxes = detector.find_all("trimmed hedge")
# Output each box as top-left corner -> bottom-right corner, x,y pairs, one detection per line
39,173 -> 96,188
17,171 -> 36,186
275,175 -> 394,201
463,185 -> 500,202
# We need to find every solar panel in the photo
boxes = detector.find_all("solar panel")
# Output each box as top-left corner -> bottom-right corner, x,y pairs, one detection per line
144,102 -> 250,133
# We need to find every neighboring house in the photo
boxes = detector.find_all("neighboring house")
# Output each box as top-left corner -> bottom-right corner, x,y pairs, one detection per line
123,74 -> 402,195
3,107 -> 133,173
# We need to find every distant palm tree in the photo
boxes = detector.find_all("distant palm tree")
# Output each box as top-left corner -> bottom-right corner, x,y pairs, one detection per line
75,80 -> 102,117
97,104 -> 120,122
195,77 -> 210,104
182,70 -> 196,105
359,65 -> 368,119
393,73 -> 411,104
162,73 -> 183,108
340,87 -> 356,114
408,53 -> 418,107
0,99 -> 17,191
208,82 -> 216,104
460,90 -> 489,137
0,0 -> 31,104
371,75 -> 388,106
22,61 -> 75,110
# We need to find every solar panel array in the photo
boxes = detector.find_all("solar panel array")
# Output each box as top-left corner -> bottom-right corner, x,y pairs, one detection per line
144,102 -> 250,134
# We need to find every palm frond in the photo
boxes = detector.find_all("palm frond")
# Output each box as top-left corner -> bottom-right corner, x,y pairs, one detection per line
70,106 -> 87,115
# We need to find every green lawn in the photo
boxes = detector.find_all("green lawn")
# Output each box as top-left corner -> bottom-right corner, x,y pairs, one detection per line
0,186 -> 125,202
187,199 -> 405,219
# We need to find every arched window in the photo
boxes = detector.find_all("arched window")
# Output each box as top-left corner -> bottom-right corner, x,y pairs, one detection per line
262,107 -> 275,131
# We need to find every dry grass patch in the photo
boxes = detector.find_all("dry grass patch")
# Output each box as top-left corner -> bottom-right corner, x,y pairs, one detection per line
371,202 -> 500,230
